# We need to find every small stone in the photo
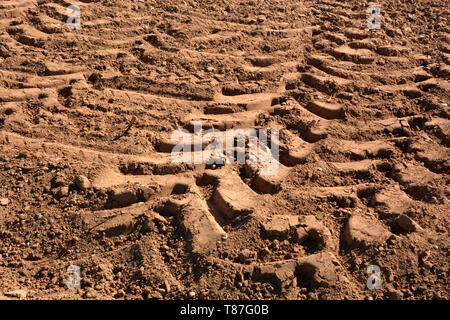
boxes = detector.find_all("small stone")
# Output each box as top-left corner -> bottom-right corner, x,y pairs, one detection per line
0,198 -> 9,206
417,285 -> 427,292
238,249 -> 257,263
74,175 -> 91,190
188,291 -> 196,298
270,239 -> 280,250
110,187 -> 137,207
55,186 -> 69,198
142,288 -> 151,299
307,292 -> 318,300
94,284 -> 103,291
352,256 -> 362,266
51,173 -> 66,187
389,289 -> 403,300
259,247 -> 271,257
433,292 -> 442,300
156,288 -> 166,295
423,260 -> 433,270
151,292 -> 163,300
402,289 -> 412,297
395,214 -> 422,233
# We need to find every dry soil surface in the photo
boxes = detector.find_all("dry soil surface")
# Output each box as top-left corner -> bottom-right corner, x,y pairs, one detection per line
0,0 -> 449,300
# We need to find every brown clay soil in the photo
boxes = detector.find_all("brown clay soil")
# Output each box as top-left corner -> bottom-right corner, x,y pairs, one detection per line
0,0 -> 449,300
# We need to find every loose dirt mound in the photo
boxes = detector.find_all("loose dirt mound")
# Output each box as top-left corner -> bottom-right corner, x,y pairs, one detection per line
0,0 -> 448,300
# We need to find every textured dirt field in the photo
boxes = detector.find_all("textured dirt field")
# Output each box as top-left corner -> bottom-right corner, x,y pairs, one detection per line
0,0 -> 448,300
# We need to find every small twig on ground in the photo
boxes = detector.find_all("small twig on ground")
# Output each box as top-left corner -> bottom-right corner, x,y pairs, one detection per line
113,116 -> 136,140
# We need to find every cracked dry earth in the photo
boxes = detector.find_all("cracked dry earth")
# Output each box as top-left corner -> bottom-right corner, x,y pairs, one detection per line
0,0 -> 449,300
